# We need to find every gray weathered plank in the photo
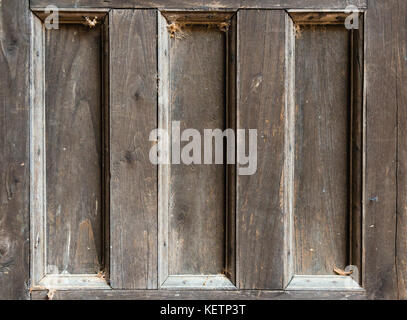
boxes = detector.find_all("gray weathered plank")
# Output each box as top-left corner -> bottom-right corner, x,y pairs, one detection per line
31,288 -> 366,300
157,12 -> 170,286
109,9 -> 158,289
45,24 -> 103,275
168,24 -> 226,276
30,0 -> 367,10
0,0 -> 30,300
294,24 -> 351,275
237,9 -> 286,289
364,0 -> 401,300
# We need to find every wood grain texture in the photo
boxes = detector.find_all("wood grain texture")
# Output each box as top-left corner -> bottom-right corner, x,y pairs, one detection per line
225,14 -> 237,284
395,0 -> 407,300
237,10 -> 286,289
0,0 -> 30,300
45,24 -> 103,274
30,288 -> 366,300
168,25 -> 226,276
109,10 -> 158,289
30,13 -> 46,286
30,0 -> 367,10
364,0 -> 404,300
350,20 -> 364,283
294,25 -> 351,275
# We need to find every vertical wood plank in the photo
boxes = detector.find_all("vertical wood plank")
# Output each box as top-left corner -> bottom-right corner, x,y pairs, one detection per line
294,25 -> 351,275
110,9 -> 158,289
237,9 -> 286,289
364,0 -> 402,299
395,0 -> 407,300
45,24 -> 103,275
30,13 -> 46,286
157,12 -> 170,286
0,0 -> 30,299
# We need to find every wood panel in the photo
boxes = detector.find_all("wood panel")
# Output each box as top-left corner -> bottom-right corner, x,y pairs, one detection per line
30,0 -> 367,10
168,25 -> 226,276
109,9 -> 158,289
364,0 -> 401,300
45,24 -> 103,274
0,0 -> 30,300
396,0 -> 407,300
237,10 -> 286,289
294,25 -> 351,275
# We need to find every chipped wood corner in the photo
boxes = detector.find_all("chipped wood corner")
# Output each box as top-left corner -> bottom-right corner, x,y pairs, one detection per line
294,23 -> 302,38
29,285 -> 47,294
334,267 -> 354,276
167,22 -> 188,39
84,16 -> 99,28
47,289 -> 56,300
96,269 -> 107,281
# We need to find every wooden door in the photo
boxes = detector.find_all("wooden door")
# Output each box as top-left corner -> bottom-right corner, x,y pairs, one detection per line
0,0 -> 406,300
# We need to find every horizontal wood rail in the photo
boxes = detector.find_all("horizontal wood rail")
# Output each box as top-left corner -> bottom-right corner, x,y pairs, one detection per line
30,289 -> 366,300
30,0 -> 367,10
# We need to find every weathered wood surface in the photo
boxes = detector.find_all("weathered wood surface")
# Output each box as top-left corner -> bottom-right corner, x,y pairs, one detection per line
364,0 -> 407,300
0,0 -> 30,299
31,289 -> 366,300
350,18 -> 364,283
168,25 -> 226,276
237,10 -> 286,289
294,25 -> 350,275
45,24 -> 103,275
364,0 -> 406,300
109,10 -> 158,289
225,14 -> 237,285
395,0 -> 407,300
30,0 -> 367,9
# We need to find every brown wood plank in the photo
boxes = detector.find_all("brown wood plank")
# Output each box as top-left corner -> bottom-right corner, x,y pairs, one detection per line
45,24 -> 103,274
237,10 -> 286,289
168,25 -> 226,276
364,0 -> 400,300
30,0 -> 367,9
396,0 -> 407,300
0,0 -> 30,300
109,9 -> 158,289
30,289 -> 366,300
294,25 -> 351,275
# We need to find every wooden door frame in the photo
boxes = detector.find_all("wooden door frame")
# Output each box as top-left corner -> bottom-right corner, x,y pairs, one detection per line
1,0 -> 405,300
